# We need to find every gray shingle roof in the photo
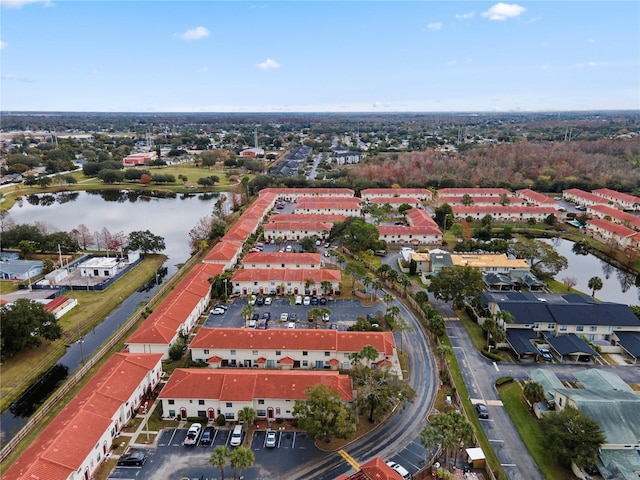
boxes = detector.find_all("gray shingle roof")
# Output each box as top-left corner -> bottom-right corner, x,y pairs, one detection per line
547,333 -> 597,356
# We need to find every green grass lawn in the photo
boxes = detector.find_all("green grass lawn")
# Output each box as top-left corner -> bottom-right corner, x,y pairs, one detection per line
497,381 -> 574,480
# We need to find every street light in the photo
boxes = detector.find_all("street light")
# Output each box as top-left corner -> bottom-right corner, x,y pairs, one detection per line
224,278 -> 228,297
79,336 -> 85,367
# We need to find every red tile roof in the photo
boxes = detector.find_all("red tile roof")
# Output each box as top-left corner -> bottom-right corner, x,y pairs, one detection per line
203,240 -> 244,263
264,220 -> 334,233
223,218 -> 261,241
260,187 -> 355,197
587,218 -> 640,239
265,213 -> 348,223
515,189 -> 558,205
280,356 -> 295,365
338,457 -> 405,480
44,296 -> 71,312
592,188 -> 640,205
452,205 -> 556,215
369,197 -> 422,205
243,252 -> 322,265
563,188 -> 607,204
589,204 -> 640,229
159,369 -> 354,401
378,225 -> 442,236
5,353 -> 162,480
406,208 -> 439,228
296,197 -> 362,210
191,328 -> 396,356
361,188 -> 431,197
438,187 -> 511,196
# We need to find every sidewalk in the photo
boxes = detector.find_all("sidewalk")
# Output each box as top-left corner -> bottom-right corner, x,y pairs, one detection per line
128,400 -> 165,447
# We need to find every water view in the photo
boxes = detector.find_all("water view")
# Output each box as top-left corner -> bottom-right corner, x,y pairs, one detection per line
6,190 -> 220,275
546,238 -> 640,306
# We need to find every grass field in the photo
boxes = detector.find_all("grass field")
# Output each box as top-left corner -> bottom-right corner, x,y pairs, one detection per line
497,381 -> 574,480
0,254 -> 166,412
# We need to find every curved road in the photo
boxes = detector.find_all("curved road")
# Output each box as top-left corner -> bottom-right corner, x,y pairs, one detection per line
293,291 -> 438,480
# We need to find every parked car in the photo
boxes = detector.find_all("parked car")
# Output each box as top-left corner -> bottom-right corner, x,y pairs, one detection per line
214,304 -> 229,311
315,239 -> 322,246
183,423 -> 202,446
538,348 -> 553,361
280,312 -> 289,322
578,355 -> 591,362
319,297 -> 327,305
330,323 -> 338,330
310,296 -> 319,305
324,243 -> 330,248
210,307 -> 225,315
323,251 -> 330,257
287,322 -> 296,329
264,297 -> 272,305
256,319 -> 267,330
475,403 -> 489,419
289,313 -> 298,322
117,452 -> 146,466
248,295 -> 256,306
230,425 -> 243,446
200,426 -> 215,445
303,296 -> 311,306
256,297 -> 264,306
386,461 -> 411,479
322,313 -> 330,322
295,295 -> 303,305
262,312 -> 271,321
265,430 -> 277,448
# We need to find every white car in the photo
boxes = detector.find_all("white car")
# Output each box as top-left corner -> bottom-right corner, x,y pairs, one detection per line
386,461 -> 411,479
280,312 -> 289,322
287,322 -> 295,329
248,296 -> 256,306
295,295 -> 303,305
303,296 -> 311,306
210,307 -> 225,315
265,430 -> 277,448
183,423 -> 202,446
264,297 -> 272,305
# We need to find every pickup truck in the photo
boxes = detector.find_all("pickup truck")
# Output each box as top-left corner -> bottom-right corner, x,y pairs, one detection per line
183,423 -> 202,446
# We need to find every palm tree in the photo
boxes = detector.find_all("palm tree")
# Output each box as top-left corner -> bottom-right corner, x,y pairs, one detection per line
321,280 -> 332,296
307,307 -> 322,328
419,426 -> 442,463
523,381 -> 546,405
587,276 -> 603,297
394,317 -> 414,352
210,445 -> 230,480
436,344 -> 453,365
383,293 -> 394,312
304,277 -> 315,295
241,305 -> 254,328
386,305 -> 400,329
397,274 -> 411,297
229,446 -> 254,479
370,279 -> 383,302
238,406 -> 257,427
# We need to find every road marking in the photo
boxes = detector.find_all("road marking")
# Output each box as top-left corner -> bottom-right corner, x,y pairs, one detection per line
339,449 -> 360,471
501,463 -> 517,467
493,362 -> 500,371
489,439 -> 504,442
486,400 -> 504,406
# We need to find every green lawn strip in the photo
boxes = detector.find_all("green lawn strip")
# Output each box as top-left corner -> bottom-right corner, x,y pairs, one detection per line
497,381 -> 574,480
546,279 -> 584,296
0,254 -> 166,412
456,309 -> 486,352
439,335 -> 507,480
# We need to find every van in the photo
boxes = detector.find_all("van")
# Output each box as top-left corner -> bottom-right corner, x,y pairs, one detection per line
230,425 -> 243,446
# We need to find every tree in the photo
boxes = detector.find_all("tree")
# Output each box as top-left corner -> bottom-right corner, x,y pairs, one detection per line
428,314 -> 446,339
293,384 -> 355,443
0,298 -> 62,360
434,203 -> 454,230
587,276 -> 603,297
461,194 -> 474,206
37,176 -> 52,188
331,217 -> 380,254
344,260 -> 368,291
237,406 -> 257,427
139,173 -> 152,186
508,238 -> 568,279
229,446 -> 254,479
70,223 -> 94,250
428,265 -> 485,309
349,344 -> 379,367
396,274 -> 411,297
561,276 -> 577,292
523,381 -> 546,405
210,446 -> 230,480
419,426 -> 442,462
430,411 -> 474,465
300,236 -> 317,252
539,405 -> 606,468
128,230 -> 166,254
352,366 -> 415,423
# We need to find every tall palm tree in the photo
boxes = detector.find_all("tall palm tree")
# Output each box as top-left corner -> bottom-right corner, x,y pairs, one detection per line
383,293 -> 394,312
397,274 -> 411,297
229,446 -> 254,479
237,406 -> 257,427
241,305 -> 254,328
370,279 -> 383,302
320,280 -> 332,296
210,445 -> 230,480
587,276 -> 603,297
419,426 -> 442,463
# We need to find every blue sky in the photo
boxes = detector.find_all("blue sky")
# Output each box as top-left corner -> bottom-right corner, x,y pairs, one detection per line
1,1 -> 638,112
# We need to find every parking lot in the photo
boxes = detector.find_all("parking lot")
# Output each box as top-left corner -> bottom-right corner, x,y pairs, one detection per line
205,297 -> 384,331
109,426 -> 325,480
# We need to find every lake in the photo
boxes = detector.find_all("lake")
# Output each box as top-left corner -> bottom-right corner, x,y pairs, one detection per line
546,238 -> 640,305
6,190 -> 221,275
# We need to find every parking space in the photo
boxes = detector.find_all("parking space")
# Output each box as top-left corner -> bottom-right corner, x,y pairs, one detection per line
386,437 -> 429,478
203,298 -> 383,331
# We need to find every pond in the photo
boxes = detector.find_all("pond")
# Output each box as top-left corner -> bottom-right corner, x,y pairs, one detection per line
6,190 -> 222,275
545,238 -> 640,305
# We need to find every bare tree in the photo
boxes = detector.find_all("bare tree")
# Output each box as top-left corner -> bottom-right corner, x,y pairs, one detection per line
561,276 -> 577,292
71,223 -> 94,250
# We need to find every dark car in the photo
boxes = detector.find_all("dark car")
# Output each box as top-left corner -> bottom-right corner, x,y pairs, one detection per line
262,312 -> 271,321
578,355 -> 591,362
310,297 -> 318,305
475,403 -> 489,419
200,426 -> 215,445
289,313 -> 298,322
118,452 -> 146,466
256,297 -> 264,306
319,297 -> 327,305
251,312 -> 260,321
538,348 -> 553,361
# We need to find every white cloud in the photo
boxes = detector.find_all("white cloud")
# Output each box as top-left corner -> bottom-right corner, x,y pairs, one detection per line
481,3 -> 526,21
0,0 -> 52,8
0,41 -> 7,49
427,22 -> 442,31
1,73 -> 31,82
177,26 -> 210,41
455,12 -> 474,20
256,58 -> 280,70
576,61 -> 603,68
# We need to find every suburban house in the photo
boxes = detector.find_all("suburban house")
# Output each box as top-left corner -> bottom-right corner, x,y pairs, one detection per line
126,263 -> 223,358
562,188 -> 608,207
360,188 -> 432,202
482,292 -> 640,363
333,150 -> 363,165
592,188 -> 640,211
587,204 -> 640,230
452,205 -> 557,222
4,353 -> 163,480
189,328 -> 401,376
242,252 -> 322,270
230,268 -> 341,296
0,259 -> 43,280
530,369 -> 640,480
263,220 -> 334,242
294,197 -> 363,216
158,369 -> 353,422
377,225 -> 442,247
586,218 -> 640,250
122,152 -> 157,167
202,240 -> 245,270
515,189 -> 561,209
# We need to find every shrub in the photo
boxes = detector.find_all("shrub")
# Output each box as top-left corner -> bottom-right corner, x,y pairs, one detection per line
216,414 -> 226,426
481,350 -> 502,361
495,376 -> 514,386
187,416 -> 206,423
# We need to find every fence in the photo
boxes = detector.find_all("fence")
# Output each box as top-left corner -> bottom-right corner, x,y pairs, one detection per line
0,253 -> 201,463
